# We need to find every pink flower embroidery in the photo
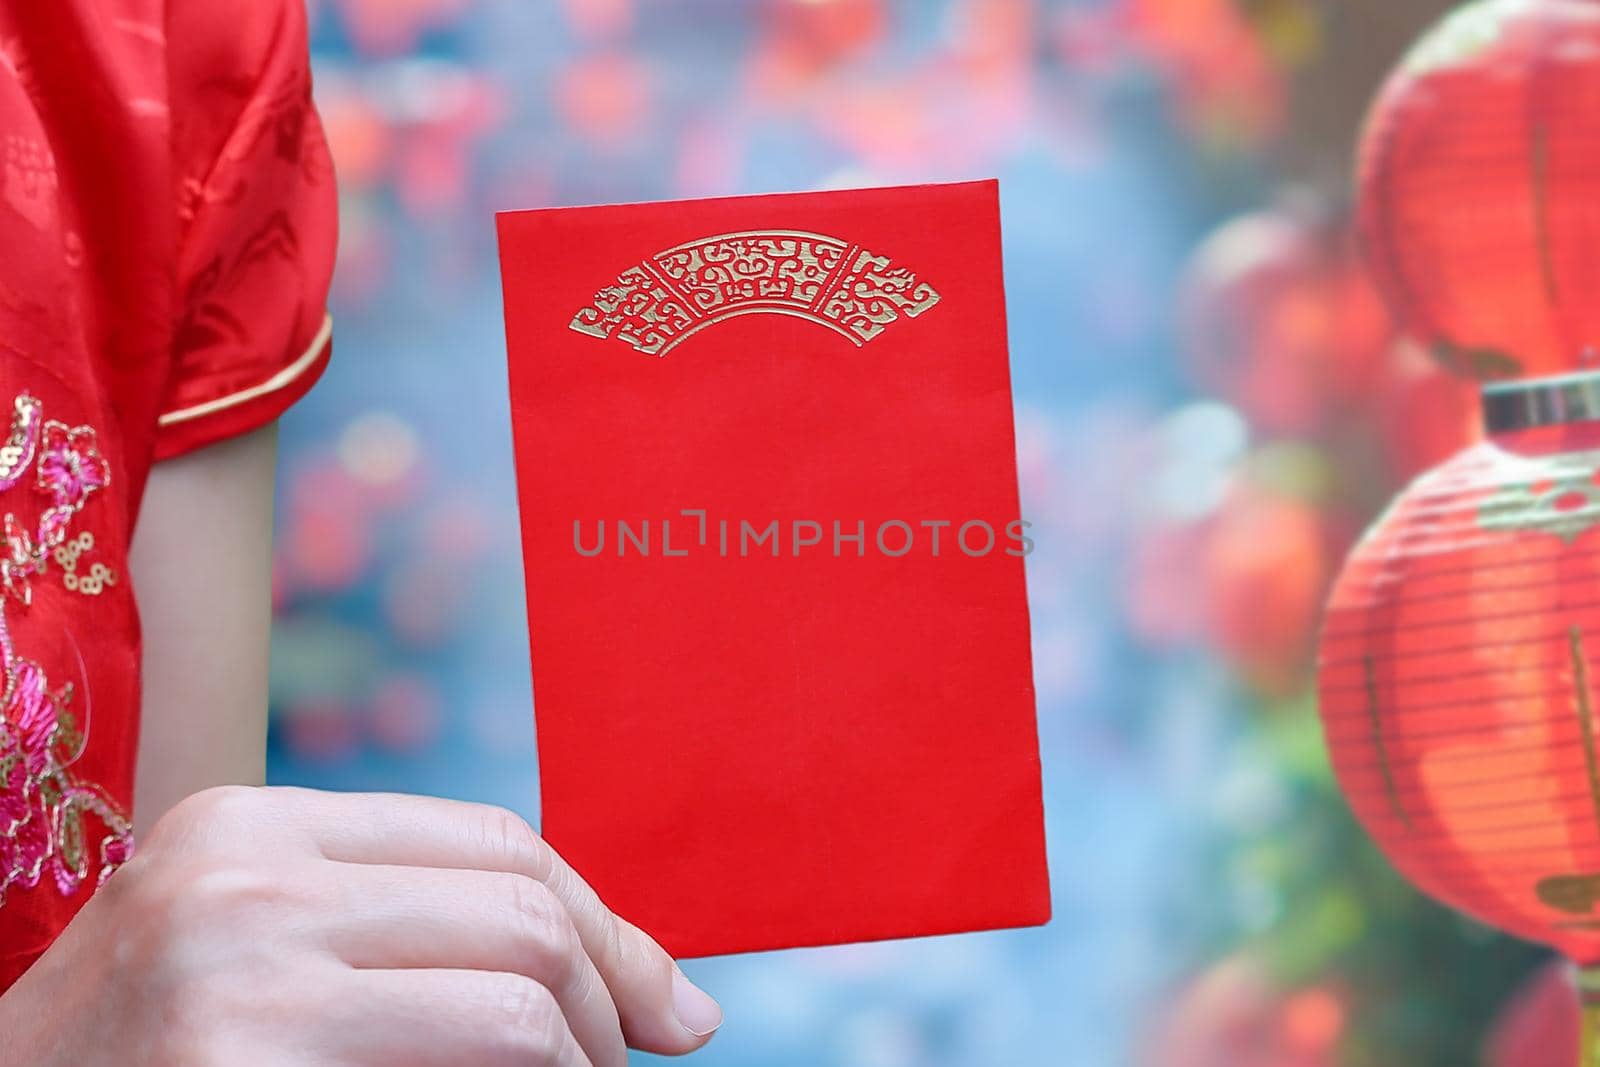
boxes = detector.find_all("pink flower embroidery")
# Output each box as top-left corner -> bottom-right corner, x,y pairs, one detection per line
99,831 -> 133,870
0,661 -> 62,890
35,506 -> 69,551
6,660 -> 58,779
0,394 -> 132,905
0,514 -> 36,605
0,777 -> 51,894
36,421 -> 108,512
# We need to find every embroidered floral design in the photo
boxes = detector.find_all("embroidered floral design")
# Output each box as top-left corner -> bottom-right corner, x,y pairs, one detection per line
0,395 -> 40,494
0,393 -> 132,904
37,421 -> 109,511
0,406 -> 112,607
54,533 -> 116,597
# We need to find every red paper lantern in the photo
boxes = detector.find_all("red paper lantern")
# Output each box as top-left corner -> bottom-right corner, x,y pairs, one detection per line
1137,955 -> 1343,1067
1357,0 -> 1600,381
1124,472 -> 1341,695
1181,207 -> 1393,436
1200,482 -> 1334,695
1319,413 -> 1600,1060
1320,421 -> 1600,962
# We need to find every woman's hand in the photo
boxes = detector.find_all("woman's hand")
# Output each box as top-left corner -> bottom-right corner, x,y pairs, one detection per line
0,785 -> 722,1066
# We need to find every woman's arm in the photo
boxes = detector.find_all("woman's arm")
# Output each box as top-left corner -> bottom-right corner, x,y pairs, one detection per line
14,421 -> 722,1065
128,422 -> 278,833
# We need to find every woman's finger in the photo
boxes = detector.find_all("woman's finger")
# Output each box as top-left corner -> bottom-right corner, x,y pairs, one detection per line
269,787 -> 722,1054
314,863 -> 627,1067
319,967 -> 596,1067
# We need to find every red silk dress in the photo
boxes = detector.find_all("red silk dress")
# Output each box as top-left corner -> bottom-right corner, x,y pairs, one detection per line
0,0 -> 335,986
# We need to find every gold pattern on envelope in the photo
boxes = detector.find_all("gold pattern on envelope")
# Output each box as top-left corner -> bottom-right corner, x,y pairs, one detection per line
569,231 -> 942,355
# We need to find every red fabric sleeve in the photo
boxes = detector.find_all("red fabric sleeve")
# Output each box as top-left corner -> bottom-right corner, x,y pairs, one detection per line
157,0 -> 337,461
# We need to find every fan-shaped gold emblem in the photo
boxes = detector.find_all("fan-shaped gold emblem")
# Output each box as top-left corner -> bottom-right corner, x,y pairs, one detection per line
569,230 -> 942,356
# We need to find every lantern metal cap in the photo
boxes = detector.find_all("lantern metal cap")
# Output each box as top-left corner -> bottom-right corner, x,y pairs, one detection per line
1482,368 -> 1600,434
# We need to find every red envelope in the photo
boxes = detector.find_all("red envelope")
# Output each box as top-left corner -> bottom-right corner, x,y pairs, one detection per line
497,179 -> 1050,957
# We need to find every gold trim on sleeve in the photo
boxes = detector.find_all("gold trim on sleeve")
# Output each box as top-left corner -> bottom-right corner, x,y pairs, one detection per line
157,313 -> 334,427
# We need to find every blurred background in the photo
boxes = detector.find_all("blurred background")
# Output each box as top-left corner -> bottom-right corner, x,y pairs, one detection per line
266,1 -> 1556,1063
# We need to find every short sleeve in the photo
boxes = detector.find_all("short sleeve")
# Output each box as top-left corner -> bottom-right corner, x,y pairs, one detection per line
158,0 -> 337,461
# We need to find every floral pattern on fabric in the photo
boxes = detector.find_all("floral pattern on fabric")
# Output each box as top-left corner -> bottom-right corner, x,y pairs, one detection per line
0,393 -> 131,903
